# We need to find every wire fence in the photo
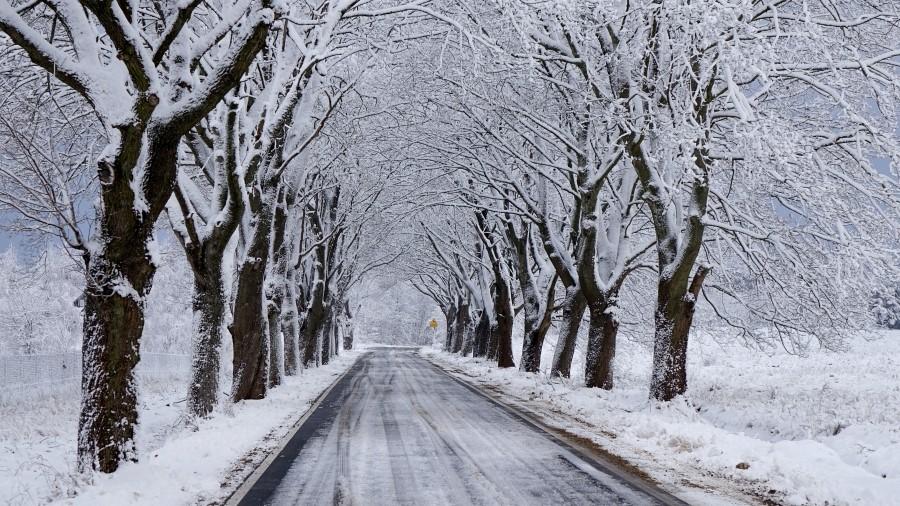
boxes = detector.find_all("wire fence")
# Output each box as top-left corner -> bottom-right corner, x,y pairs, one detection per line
0,352 -> 191,397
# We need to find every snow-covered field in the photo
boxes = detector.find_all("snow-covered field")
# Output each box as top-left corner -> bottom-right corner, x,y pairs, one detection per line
423,330 -> 900,506
0,351 -> 361,505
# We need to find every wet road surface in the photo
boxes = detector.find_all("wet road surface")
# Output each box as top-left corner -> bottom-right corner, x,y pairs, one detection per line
236,348 -> 684,506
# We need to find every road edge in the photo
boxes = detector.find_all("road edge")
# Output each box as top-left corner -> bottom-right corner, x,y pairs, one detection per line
221,352 -> 368,506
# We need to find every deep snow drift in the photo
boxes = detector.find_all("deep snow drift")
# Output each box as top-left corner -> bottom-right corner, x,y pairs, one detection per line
423,330 -> 900,506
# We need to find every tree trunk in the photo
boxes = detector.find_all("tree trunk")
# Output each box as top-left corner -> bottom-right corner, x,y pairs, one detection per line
550,287 -> 586,378
486,320 -> 499,360
187,259 -> 226,417
493,274 -> 515,368
332,316 -> 340,357
444,303 -> 457,351
514,239 -> 556,373
517,272 -> 541,372
472,311 -> 490,358
267,193 -> 290,386
78,126 -> 178,473
321,306 -> 333,365
495,312 -> 515,368
282,288 -> 300,375
229,190 -> 275,401
649,267 -> 709,401
520,280 -> 556,373
266,298 -> 283,386
461,319 -> 475,356
520,326 -> 542,373
342,300 -> 354,351
583,301 -> 618,389
79,251 -> 153,473
452,301 -> 468,354
302,274 -> 326,366
343,322 -> 354,350
230,255 -> 269,400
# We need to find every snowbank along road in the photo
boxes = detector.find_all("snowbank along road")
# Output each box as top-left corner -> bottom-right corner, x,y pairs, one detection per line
231,347 -> 685,505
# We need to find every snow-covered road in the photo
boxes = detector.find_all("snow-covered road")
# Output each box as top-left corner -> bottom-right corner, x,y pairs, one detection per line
235,348 -> 681,505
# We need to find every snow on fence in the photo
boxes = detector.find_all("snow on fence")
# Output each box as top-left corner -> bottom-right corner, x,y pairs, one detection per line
0,352 -> 191,396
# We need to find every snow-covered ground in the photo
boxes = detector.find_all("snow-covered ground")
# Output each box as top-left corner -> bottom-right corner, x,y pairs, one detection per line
0,350 -> 361,505
422,330 -> 900,506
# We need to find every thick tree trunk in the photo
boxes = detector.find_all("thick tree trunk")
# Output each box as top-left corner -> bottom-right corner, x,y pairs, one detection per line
514,240 -> 556,372
649,267 -> 709,401
520,282 -> 556,373
517,273 -> 541,372
282,291 -> 300,375
472,311 -> 490,358
229,193 -> 275,401
520,327 -> 542,373
266,195 -> 289,386
321,306 -> 333,365
332,317 -> 340,357
342,300 -> 354,351
79,251 -> 153,473
495,314 -> 515,368
266,298 -> 283,386
230,257 -> 269,400
343,322 -> 354,350
583,301 -> 619,389
302,275 -> 326,367
187,259 -> 226,417
494,275 -> 515,368
550,287 -> 586,378
444,303 -> 457,351
461,319 -> 475,356
486,319 -> 499,360
78,127 -> 177,473
451,301 -> 468,354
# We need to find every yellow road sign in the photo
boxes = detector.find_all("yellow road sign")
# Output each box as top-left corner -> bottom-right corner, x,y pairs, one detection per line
428,319 -> 438,330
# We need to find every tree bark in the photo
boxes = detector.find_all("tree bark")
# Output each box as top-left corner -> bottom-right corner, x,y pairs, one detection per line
282,306 -> 300,375
493,272 -> 515,368
79,252 -> 151,473
486,318 -> 499,360
78,126 -> 178,473
342,300 -> 354,351
509,225 -> 557,374
302,270 -> 326,366
266,193 -> 289,387
282,279 -> 300,375
451,300 -> 468,354
266,299 -> 283,386
495,313 -> 515,368
187,259 -> 226,416
229,187 -> 276,401
444,303 -> 457,351
550,287 -> 586,378
472,310 -> 490,358
520,279 -> 556,373
649,267 -> 709,401
321,305 -> 333,365
280,194 -> 301,375
583,301 -> 619,389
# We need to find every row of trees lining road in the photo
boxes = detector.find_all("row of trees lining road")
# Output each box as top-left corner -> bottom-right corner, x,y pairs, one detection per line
0,0 -> 436,474
400,0 -> 899,399
0,0 -> 897,479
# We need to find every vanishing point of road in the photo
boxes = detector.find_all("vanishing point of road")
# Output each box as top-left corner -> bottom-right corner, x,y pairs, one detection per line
231,348 -> 685,506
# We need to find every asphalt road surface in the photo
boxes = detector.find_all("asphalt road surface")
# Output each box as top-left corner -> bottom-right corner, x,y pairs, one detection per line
235,348 -> 684,506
